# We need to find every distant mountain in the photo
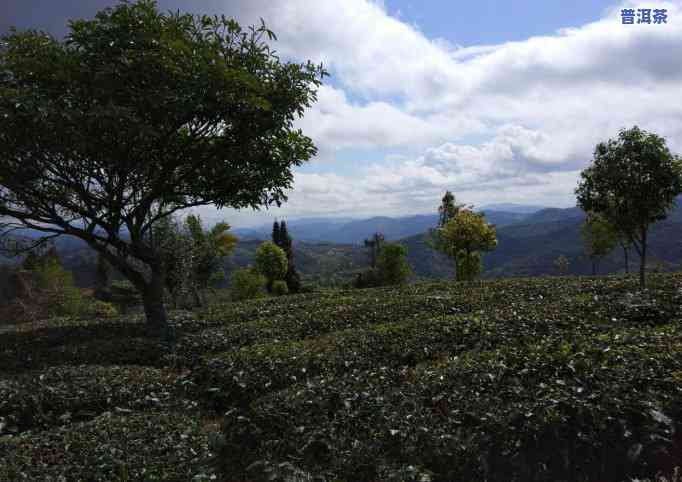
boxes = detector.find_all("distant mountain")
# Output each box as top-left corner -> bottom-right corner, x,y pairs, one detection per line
479,203 -> 547,214
7,199 -> 681,288
232,210 -> 532,245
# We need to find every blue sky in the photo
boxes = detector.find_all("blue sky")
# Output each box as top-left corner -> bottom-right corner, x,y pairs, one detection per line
385,0 -> 617,45
3,0 -> 681,227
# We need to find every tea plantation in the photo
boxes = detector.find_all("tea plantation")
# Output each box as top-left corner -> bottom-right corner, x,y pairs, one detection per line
2,274 -> 682,481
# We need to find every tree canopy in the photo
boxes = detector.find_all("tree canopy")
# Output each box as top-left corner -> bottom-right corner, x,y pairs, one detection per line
435,209 -> 497,281
576,126 -> 682,287
0,0 -> 325,333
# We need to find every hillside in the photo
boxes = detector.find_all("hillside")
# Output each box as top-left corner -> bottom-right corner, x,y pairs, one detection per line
2,274 -> 682,480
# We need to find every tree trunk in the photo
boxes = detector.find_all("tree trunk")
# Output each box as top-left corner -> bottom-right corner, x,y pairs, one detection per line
141,267 -> 172,340
623,245 -> 629,274
639,230 -> 647,289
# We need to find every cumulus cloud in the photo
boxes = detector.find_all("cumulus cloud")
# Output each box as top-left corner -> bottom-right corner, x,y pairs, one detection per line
190,0 -> 682,224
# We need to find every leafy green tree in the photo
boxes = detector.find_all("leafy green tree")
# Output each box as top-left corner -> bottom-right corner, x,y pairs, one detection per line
576,126 -> 682,288
436,209 -> 497,281
230,267 -> 265,301
0,0 -> 325,336
255,241 -> 287,293
580,213 -> 619,275
376,243 -> 411,285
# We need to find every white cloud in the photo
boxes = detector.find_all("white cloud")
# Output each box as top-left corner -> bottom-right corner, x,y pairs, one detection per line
193,0 -> 682,224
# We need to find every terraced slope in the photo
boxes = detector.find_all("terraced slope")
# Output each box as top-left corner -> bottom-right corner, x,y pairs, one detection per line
1,274 -> 681,481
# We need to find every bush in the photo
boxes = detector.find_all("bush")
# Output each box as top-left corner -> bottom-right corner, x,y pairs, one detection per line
353,268 -> 383,288
84,300 -> 119,318
272,280 -> 289,296
231,268 -> 265,301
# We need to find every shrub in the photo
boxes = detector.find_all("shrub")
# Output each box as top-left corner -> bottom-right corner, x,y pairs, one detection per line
84,300 -> 119,318
353,268 -> 383,288
231,268 -> 265,301
272,280 -> 289,296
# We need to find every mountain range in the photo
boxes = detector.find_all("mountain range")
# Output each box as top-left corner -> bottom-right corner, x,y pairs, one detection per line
4,201 -> 681,287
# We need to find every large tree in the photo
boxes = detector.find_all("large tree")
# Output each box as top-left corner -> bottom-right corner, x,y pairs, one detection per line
576,126 -> 682,288
0,1 -> 325,335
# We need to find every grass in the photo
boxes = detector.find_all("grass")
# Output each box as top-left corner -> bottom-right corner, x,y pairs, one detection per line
1,273 -> 681,481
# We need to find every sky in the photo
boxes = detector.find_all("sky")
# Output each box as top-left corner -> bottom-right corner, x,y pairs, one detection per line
2,0 -> 682,227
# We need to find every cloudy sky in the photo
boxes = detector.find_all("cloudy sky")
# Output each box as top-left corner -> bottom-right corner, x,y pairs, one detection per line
2,0 -> 681,227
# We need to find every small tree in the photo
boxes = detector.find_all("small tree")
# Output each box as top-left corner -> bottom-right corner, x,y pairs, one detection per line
554,255 -> 569,275
580,213 -> 618,275
255,241 -> 287,293
184,215 -> 237,305
576,126 -> 682,288
376,243 -> 411,285
436,209 -> 497,281
0,0 -> 325,336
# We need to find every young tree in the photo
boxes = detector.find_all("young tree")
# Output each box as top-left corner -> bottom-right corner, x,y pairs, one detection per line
255,241 -> 287,293
576,126 -> 682,288
435,209 -> 497,281
184,215 -> 237,304
153,214 -> 236,307
376,243 -> 411,285
0,1 -> 325,336
580,213 -> 618,275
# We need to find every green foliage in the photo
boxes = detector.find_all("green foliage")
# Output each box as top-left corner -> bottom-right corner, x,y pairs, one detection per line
437,190 -> 464,228
272,220 -> 301,293
576,126 -> 682,287
581,213 -> 619,274
153,214 -> 237,307
231,267 -> 265,302
272,280 -> 289,296
30,251 -> 82,317
435,209 -> 497,281
255,241 -> 288,292
84,300 -> 118,319
0,0 -> 325,328
376,243 -> 411,285
455,250 -> 481,281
